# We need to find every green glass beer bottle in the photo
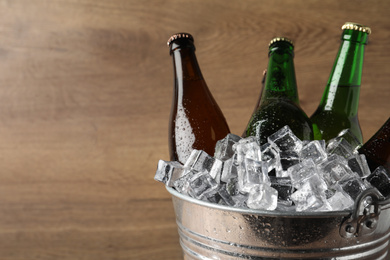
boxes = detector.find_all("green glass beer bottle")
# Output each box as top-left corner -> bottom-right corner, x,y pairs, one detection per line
310,22 -> 371,144
167,33 -> 230,164
244,37 -> 314,145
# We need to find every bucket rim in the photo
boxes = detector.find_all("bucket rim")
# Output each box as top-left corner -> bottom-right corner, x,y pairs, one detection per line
166,186 -> 352,218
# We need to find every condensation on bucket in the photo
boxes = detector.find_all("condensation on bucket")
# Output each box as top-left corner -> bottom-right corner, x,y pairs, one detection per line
167,186 -> 390,260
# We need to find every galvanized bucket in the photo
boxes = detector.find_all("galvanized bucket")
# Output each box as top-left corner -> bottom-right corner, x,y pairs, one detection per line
167,186 -> 390,259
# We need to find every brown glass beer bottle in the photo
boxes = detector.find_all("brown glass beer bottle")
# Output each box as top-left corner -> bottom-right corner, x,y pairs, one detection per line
358,117 -> 390,173
167,33 -> 230,164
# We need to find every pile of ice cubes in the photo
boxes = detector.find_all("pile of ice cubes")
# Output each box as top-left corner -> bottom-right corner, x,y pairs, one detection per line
154,126 -> 390,212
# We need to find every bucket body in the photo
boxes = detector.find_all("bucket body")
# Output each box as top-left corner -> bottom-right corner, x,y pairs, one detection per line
167,187 -> 390,259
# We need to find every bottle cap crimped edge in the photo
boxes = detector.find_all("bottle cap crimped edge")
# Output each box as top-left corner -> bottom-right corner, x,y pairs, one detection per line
342,22 -> 371,35
167,33 -> 194,46
269,37 -> 294,48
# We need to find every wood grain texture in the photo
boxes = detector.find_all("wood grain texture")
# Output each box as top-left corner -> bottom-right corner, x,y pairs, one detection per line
0,0 -> 389,259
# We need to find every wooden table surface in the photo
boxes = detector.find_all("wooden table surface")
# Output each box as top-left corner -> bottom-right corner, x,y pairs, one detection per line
0,1 -> 389,259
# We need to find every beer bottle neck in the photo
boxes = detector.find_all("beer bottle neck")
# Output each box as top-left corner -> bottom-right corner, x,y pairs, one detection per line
261,42 -> 299,105
170,41 -> 204,86
319,30 -> 368,116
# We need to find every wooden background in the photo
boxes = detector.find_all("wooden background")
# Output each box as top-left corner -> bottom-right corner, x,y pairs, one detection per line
0,0 -> 389,259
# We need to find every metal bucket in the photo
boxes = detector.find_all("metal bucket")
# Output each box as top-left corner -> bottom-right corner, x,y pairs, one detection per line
167,186 -> 390,259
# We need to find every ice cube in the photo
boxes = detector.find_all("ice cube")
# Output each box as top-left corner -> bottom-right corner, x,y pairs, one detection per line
237,158 -> 270,194
276,201 -> 296,211
268,125 -> 303,153
366,166 -> 390,198
290,174 -> 328,212
245,158 -> 270,184
231,193 -> 248,208
184,149 -> 214,172
318,154 -> 353,186
276,150 -> 300,176
260,142 -> 280,173
220,156 -> 238,183
338,173 -> 369,200
300,140 -> 327,163
348,154 -> 371,178
319,139 -> 327,151
234,136 -> 261,163
337,129 -> 362,151
214,133 -> 242,161
287,159 -> 317,189
185,149 -> 223,182
270,176 -> 294,202
188,171 -> 219,199
326,187 -> 355,211
216,185 -> 236,206
209,158 -> 223,183
246,184 -> 278,210
173,169 -> 197,195
327,137 -> 355,159
225,177 -> 240,196
312,200 -> 332,212
154,160 -> 184,186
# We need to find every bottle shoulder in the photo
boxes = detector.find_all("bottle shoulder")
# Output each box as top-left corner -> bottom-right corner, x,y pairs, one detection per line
310,109 -> 362,142
249,99 -> 312,131
258,98 -> 306,115
310,109 -> 358,124
245,99 -> 313,144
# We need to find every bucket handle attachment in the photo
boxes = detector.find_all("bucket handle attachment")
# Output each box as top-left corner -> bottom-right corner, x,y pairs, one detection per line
339,188 -> 387,238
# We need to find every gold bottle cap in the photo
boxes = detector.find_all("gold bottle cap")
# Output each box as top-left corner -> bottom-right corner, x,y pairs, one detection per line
342,22 -> 371,35
269,37 -> 294,48
167,33 -> 194,46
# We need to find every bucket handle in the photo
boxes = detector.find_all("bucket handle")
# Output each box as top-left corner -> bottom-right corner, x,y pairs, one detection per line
339,188 -> 388,238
